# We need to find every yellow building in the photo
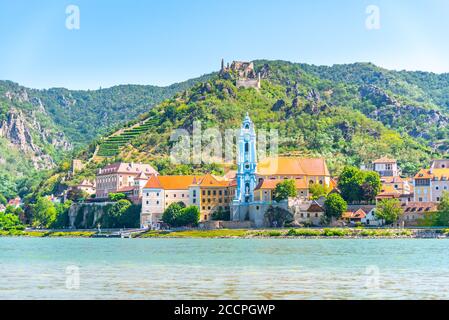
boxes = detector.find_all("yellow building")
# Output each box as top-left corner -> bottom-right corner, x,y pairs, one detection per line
189,174 -> 236,221
256,157 -> 332,188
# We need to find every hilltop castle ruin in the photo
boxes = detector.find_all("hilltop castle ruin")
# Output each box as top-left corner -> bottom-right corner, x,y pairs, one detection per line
220,59 -> 261,89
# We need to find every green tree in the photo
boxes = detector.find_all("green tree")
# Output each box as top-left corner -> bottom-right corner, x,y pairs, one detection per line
264,206 -> 294,227
108,193 -> 127,202
51,200 -> 73,229
66,188 -> 89,202
273,180 -> 297,202
0,211 -> 24,231
0,194 -> 6,206
105,199 -> 132,228
338,167 -> 381,203
375,198 -> 402,225
162,202 -> 186,227
337,166 -> 364,203
361,171 -> 381,202
179,206 -> 200,227
324,193 -> 347,220
211,207 -> 230,221
435,192 -> 449,226
31,197 -> 57,228
309,183 -> 330,200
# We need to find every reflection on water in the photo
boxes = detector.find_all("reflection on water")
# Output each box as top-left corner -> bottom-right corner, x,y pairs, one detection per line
1,238 -> 449,299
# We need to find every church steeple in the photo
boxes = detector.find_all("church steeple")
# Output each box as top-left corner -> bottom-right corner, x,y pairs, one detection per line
233,113 -> 257,203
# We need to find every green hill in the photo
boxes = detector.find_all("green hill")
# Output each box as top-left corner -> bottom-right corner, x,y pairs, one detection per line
6,59 -> 449,202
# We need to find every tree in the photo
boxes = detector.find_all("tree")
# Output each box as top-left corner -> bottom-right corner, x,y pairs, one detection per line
0,194 -> 6,206
66,188 -> 89,202
338,167 -> 364,203
324,193 -> 347,220
338,167 -> 381,203
179,206 -> 200,227
108,193 -> 127,202
273,180 -> 297,202
211,207 -> 230,221
264,206 -> 294,227
435,192 -> 449,226
51,200 -> 73,229
31,197 -> 57,228
162,202 -> 186,227
375,199 -> 402,225
106,199 -> 132,228
309,183 -> 330,200
361,171 -> 381,202
0,211 -> 24,231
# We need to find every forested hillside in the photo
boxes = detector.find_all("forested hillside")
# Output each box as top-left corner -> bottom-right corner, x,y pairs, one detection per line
4,60 -> 449,202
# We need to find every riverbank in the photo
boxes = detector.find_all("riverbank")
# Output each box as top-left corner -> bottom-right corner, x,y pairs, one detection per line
137,228 -> 449,239
0,230 -> 96,237
1,228 -> 448,239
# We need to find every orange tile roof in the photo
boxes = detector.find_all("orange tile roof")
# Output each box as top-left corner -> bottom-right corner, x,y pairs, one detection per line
380,176 -> 404,184
414,169 -> 433,179
402,202 -> 438,213
255,179 -> 308,190
197,174 -> 231,187
144,175 -> 202,190
342,209 -> 366,219
257,157 -> 330,176
414,168 -> 449,180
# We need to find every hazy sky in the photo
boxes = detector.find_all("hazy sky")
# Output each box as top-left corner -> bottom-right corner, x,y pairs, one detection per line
1,0 -> 449,89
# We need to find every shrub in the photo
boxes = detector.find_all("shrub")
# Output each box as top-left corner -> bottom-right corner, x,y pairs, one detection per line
108,193 -> 127,202
323,228 -> 350,237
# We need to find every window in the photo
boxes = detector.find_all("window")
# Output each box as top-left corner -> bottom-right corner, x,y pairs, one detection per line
146,201 -> 149,205
437,197 -> 440,201
182,194 -> 185,198
156,193 -> 159,197
202,206 -> 205,210
174,194 -> 176,198
245,142 -> 249,153
213,190 -> 216,196
193,190 -> 196,197
208,190 -> 211,196
219,190 -> 222,196
156,201 -> 159,205
202,190 -> 206,196
436,186 -> 439,190
193,199 -> 196,204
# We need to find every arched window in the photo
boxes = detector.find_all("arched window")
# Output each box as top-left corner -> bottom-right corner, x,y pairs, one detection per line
245,142 -> 249,153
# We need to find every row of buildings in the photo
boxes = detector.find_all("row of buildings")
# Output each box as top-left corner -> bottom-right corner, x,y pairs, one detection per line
68,114 -> 446,228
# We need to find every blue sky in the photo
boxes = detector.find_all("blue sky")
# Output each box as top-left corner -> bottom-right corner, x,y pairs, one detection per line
1,0 -> 449,89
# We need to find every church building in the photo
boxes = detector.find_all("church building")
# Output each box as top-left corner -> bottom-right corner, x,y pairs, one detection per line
231,113 -> 332,227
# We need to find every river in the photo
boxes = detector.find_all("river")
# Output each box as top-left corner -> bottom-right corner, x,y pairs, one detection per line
1,237 -> 448,299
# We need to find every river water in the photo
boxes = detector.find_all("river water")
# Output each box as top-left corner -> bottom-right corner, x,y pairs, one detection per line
1,237 -> 448,299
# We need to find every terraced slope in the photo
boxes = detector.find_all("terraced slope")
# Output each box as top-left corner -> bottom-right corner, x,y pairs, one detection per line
96,118 -> 158,157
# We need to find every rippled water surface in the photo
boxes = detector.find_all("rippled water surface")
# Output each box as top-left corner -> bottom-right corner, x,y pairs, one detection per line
1,238 -> 449,299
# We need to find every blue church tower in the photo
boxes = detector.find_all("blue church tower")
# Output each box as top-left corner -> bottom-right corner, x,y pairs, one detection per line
231,113 -> 258,220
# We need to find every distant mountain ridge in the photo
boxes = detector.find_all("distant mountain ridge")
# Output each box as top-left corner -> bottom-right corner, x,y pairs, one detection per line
0,73 -> 214,198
